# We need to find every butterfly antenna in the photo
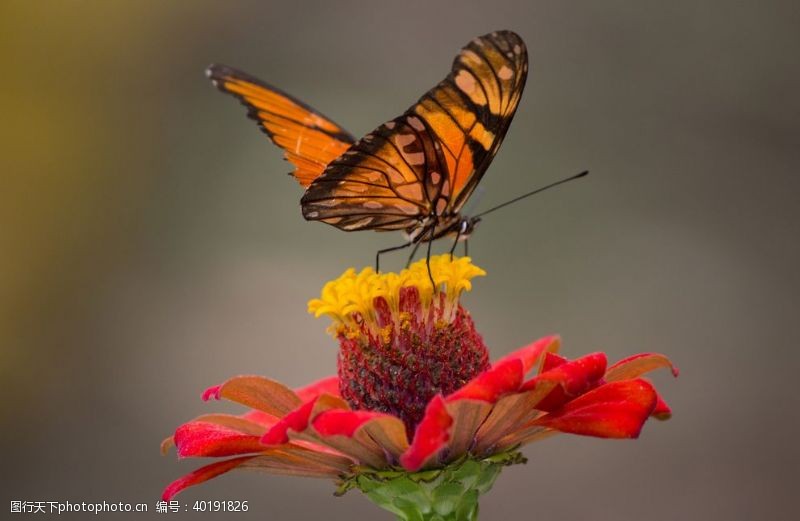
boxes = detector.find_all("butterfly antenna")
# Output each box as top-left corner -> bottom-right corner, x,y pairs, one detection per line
472,170 -> 589,219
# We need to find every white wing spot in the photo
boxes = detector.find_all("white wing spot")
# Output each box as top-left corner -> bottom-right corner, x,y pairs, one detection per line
455,70 -> 477,94
513,44 -> 522,54
307,211 -> 319,218
408,116 -> 425,131
387,169 -> 405,185
385,121 -> 396,129
363,201 -> 383,209
430,171 -> 441,184
396,134 -> 416,147
343,217 -> 373,230
396,183 -> 424,200
344,183 -> 368,193
406,152 -> 425,165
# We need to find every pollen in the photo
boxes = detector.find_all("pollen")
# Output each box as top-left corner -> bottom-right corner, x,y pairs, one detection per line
308,255 -> 486,334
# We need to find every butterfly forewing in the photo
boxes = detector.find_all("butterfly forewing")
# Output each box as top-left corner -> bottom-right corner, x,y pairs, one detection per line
428,31 -> 528,211
207,64 -> 356,187
300,30 -> 528,233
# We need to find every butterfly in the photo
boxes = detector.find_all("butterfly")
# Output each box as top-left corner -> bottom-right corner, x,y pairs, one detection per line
208,30 -> 531,272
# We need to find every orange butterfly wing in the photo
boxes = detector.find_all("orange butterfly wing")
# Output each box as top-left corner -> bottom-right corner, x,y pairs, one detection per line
207,64 -> 356,187
302,114 -> 447,231
300,30 -> 528,232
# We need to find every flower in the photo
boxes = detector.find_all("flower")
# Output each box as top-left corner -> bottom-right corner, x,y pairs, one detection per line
162,255 -> 677,518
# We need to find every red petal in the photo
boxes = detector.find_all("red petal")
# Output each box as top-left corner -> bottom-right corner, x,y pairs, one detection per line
174,421 -> 265,458
162,447 -> 355,500
522,352 -> 607,410
495,335 -> 561,375
541,352 -> 568,372
533,378 -> 657,438
260,394 -> 348,446
652,393 -> 672,420
400,395 -> 453,471
296,375 -> 340,401
605,353 -> 679,381
260,397 -> 319,446
202,384 -> 222,401
447,359 -> 524,402
312,410 -> 385,437
163,456 -> 255,500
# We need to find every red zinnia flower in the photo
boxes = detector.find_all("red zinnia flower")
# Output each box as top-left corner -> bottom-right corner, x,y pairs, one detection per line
163,255 -> 676,519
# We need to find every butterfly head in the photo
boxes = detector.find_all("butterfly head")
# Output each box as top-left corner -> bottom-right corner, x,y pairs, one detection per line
457,216 -> 481,240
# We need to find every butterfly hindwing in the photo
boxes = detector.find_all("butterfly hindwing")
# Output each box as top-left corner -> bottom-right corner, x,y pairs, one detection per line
300,30 -> 528,232
301,114 -> 448,231
207,64 -> 356,187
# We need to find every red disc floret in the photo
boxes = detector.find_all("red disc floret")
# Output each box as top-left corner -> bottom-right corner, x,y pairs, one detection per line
337,287 -> 489,435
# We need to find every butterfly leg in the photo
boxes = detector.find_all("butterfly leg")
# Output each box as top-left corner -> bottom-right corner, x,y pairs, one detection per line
405,241 -> 422,268
425,225 -> 436,290
449,228 -> 462,259
376,241 -> 413,272
464,239 -> 469,257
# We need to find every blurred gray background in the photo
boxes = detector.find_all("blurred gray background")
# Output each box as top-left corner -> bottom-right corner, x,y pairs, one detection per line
2,1 -> 798,519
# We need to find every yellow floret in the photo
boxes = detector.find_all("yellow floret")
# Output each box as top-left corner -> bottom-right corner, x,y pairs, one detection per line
307,255 -> 486,332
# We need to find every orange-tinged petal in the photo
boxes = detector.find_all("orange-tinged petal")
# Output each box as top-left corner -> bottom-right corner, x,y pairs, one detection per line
160,435 -> 175,456
241,410 -> 280,428
193,413 -> 273,434
163,456 -> 255,500
310,410 -> 392,468
473,383 -> 557,454
162,447 -> 354,500
203,376 -> 301,417
359,415 -> 410,460
443,399 -> 493,458
605,353 -> 679,381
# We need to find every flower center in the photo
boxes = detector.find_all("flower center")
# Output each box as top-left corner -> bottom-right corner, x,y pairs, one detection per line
309,255 -> 490,435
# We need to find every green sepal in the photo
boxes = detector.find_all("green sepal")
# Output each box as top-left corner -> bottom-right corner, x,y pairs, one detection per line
335,450 -> 526,521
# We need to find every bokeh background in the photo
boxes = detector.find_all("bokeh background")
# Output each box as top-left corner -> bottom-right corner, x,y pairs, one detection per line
3,1 -> 799,519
